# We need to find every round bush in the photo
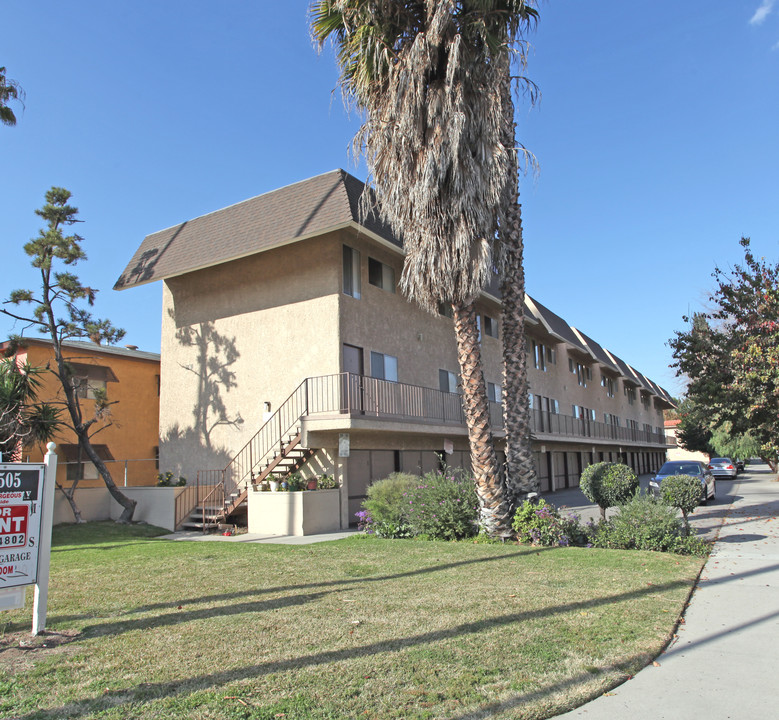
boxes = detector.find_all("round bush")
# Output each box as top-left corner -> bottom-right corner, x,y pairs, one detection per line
580,462 -> 639,519
660,474 -> 703,515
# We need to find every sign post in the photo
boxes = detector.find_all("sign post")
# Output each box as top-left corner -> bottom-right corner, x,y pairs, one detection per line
32,443 -> 57,635
0,443 -> 57,635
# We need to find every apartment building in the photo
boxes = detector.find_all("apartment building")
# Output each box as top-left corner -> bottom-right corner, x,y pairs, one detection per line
1,338 -> 161,488
116,170 -> 672,527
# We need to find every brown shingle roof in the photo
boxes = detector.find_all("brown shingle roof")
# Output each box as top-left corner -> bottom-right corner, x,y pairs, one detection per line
115,169 -> 396,290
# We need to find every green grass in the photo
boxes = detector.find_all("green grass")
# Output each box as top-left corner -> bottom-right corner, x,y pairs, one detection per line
0,522 -> 703,719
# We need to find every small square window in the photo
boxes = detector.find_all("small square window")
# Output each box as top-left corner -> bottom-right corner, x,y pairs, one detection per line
368,257 -> 395,293
371,351 -> 398,382
439,369 -> 458,394
483,315 -> 498,338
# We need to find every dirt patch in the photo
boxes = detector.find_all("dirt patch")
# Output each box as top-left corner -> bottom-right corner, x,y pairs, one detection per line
0,629 -> 81,674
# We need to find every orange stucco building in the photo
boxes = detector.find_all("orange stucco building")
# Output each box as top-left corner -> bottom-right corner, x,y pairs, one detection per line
2,338 -> 161,488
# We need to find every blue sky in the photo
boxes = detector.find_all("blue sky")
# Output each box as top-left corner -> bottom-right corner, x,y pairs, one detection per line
3,1 -> 777,397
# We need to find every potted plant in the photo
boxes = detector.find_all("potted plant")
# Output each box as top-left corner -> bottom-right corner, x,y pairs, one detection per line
269,478 -> 280,492
306,477 -> 318,491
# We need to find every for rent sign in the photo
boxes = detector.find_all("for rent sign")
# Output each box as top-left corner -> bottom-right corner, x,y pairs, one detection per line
0,465 -> 45,590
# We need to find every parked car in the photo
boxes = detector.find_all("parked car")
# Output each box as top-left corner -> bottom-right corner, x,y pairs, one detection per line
649,460 -> 716,504
735,459 -> 745,473
708,457 -> 737,479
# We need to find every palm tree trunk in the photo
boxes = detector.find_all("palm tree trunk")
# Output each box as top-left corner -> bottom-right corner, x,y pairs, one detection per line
499,73 -> 538,514
500,200 -> 538,511
452,300 -> 512,536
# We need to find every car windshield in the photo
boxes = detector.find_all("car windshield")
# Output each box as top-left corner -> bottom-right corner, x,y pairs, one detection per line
658,463 -> 701,475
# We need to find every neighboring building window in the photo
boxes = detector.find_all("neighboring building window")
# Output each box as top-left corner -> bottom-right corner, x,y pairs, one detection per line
487,382 -> 502,402
439,369 -> 458,394
604,413 -> 621,426
601,375 -> 615,398
368,257 -> 395,293
641,392 -> 651,409
60,443 -> 114,482
627,419 -> 639,430
66,362 -> 117,400
483,315 -> 498,338
643,423 -> 653,434
546,345 -> 556,366
343,245 -> 361,299
155,374 -> 161,397
625,386 -> 636,405
370,351 -> 398,382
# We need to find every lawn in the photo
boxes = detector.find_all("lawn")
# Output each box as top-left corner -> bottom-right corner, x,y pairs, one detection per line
0,523 -> 703,720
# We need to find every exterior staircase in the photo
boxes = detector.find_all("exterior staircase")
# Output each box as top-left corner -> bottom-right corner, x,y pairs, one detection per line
177,377 -> 324,531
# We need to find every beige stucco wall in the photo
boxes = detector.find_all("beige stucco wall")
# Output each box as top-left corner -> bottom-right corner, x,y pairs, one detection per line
159,233 -> 344,481
338,234 -> 504,392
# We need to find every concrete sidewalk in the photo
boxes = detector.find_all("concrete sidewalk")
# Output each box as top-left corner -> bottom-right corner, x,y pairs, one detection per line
553,461 -> 779,719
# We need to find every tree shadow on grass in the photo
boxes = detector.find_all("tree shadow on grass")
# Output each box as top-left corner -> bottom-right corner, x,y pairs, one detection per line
12,576 -> 701,720
48,546 -> 545,627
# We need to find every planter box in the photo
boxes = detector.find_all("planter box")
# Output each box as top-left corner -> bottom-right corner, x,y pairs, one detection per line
247,489 -> 342,536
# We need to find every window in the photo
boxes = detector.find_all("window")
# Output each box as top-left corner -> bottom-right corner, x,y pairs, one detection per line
531,341 -> 556,370
568,358 -> 588,386
370,352 -> 398,381
343,245 -> 361,298
604,413 -> 621,427
627,419 -> 639,431
487,382 -> 502,403
641,392 -> 650,409
66,362 -> 117,400
60,443 -> 114,482
368,257 -> 395,293
535,395 -> 559,414
483,315 -> 498,338
573,405 -> 595,421
438,302 -> 454,319
625,386 -> 636,405
601,375 -> 615,398
439,369 -> 458,394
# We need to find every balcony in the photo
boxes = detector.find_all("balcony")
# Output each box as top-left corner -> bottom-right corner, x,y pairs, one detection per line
298,373 -> 666,447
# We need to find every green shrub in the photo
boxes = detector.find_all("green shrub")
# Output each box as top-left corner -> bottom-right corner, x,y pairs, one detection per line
593,493 -> 707,555
360,472 -> 418,538
580,462 -> 639,520
512,499 -> 593,547
660,474 -> 703,535
405,469 -> 479,540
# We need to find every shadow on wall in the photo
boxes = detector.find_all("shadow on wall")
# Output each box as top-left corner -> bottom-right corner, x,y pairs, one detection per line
160,315 -> 244,477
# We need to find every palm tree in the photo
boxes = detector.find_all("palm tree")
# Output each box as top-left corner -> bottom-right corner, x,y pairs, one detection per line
311,0 -> 538,535
0,358 -> 61,462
